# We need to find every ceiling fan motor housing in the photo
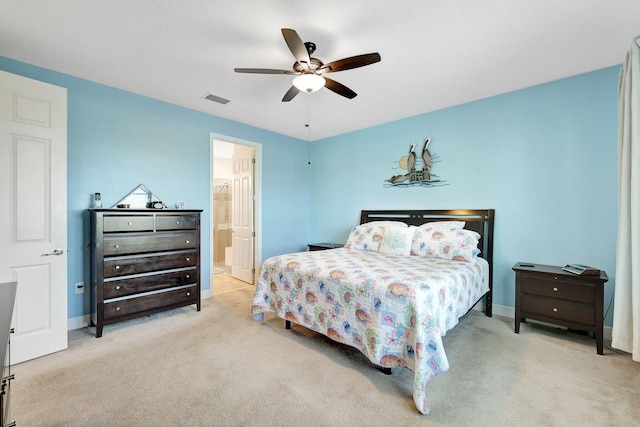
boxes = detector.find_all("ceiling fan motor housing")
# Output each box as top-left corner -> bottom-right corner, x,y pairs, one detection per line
293,57 -> 324,73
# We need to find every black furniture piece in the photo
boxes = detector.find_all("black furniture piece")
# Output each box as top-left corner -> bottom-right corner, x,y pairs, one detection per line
1,281 -> 17,427
513,262 -> 609,355
89,209 -> 203,337
307,243 -> 344,251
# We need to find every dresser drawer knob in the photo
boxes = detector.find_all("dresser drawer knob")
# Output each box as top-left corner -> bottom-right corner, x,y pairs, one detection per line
115,306 -> 120,311
553,287 -> 558,292
176,221 -> 180,225
128,222 -> 133,225
114,244 -> 120,249
554,276 -> 558,280
186,240 -> 190,244
115,265 -> 120,270
186,257 -> 190,262
115,285 -> 121,290
553,307 -> 558,312
186,274 -> 190,279
186,292 -> 191,297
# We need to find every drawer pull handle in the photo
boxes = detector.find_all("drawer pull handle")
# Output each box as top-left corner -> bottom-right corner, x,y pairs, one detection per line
114,244 -> 119,249
176,221 -> 180,225
186,292 -> 191,297
186,274 -> 190,279
128,222 -> 133,225
553,287 -> 558,292
186,240 -> 190,244
186,257 -> 190,261
554,276 -> 558,280
115,265 -> 120,270
553,307 -> 558,312
115,285 -> 121,290
115,306 -> 120,311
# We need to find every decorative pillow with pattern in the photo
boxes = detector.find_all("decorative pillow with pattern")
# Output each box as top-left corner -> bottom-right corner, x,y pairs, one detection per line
411,227 -> 481,262
379,226 -> 417,256
344,224 -> 386,251
417,220 -> 466,231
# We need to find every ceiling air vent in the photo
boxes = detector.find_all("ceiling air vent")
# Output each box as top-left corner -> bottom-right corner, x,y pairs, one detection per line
203,93 -> 230,105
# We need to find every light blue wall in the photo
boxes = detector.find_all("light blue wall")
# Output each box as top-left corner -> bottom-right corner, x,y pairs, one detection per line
1,56 -> 621,327
309,66 -> 620,325
0,56 -> 311,320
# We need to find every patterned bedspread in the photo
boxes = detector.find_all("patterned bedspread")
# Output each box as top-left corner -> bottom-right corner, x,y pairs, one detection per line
250,248 -> 489,414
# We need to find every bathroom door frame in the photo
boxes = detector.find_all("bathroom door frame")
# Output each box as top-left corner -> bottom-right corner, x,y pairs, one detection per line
210,133 -> 261,290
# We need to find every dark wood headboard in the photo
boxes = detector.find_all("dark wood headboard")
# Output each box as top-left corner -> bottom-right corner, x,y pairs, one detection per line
360,209 -> 495,316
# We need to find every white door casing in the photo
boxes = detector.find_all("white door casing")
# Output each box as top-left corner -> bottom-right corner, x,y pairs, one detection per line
231,144 -> 254,284
0,70 -> 68,363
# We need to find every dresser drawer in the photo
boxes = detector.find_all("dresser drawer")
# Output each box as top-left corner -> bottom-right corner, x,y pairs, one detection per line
103,231 -> 197,256
104,269 -> 196,299
103,285 -> 198,320
156,214 -> 198,231
521,295 -> 595,326
104,250 -> 197,278
103,215 -> 155,232
520,274 -> 595,304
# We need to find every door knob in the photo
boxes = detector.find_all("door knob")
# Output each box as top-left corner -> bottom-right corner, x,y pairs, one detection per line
42,248 -> 64,256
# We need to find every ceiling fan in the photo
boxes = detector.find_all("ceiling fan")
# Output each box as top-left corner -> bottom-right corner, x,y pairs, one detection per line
234,28 -> 381,102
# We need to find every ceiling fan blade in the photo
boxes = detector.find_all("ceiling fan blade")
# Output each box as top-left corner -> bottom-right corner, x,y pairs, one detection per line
320,53 -> 381,73
234,68 -> 297,75
324,77 -> 357,99
281,28 -> 310,66
282,86 -> 300,102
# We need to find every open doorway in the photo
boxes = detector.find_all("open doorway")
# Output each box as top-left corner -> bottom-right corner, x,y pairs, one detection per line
211,135 -> 261,295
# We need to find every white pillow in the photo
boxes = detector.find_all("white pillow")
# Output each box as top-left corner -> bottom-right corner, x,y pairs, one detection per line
417,221 -> 465,230
379,226 -> 417,256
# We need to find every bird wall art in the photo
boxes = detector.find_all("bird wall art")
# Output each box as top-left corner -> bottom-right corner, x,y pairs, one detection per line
385,137 -> 446,187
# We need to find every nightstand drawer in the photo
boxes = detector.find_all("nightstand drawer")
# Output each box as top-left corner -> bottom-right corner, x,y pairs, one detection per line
521,295 -> 595,326
521,275 -> 595,304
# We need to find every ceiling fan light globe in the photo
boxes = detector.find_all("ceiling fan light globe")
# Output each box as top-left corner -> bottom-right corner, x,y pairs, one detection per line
293,74 -> 326,93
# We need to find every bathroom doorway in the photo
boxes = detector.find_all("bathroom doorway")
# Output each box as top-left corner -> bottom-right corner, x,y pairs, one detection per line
211,135 -> 260,293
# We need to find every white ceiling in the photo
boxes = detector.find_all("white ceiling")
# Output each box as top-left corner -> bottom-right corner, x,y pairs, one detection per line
2,1 -> 639,141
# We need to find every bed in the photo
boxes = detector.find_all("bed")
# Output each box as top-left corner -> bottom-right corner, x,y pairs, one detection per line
251,209 -> 495,414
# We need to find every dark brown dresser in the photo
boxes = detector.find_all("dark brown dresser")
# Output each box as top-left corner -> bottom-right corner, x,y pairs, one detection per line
513,262 -> 608,354
90,209 -> 203,337
1,281 -> 17,427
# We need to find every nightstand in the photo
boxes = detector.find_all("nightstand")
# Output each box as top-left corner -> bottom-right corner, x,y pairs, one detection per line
512,262 -> 608,355
308,243 -> 344,251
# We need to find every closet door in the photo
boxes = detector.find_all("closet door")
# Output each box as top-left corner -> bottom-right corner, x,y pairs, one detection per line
0,70 -> 68,363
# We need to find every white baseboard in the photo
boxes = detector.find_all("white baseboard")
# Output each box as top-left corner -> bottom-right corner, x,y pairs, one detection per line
474,302 -> 612,341
67,314 -> 90,330
67,288 -> 214,331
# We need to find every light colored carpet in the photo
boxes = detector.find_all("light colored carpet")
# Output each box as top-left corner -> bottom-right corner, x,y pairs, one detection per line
9,287 -> 640,426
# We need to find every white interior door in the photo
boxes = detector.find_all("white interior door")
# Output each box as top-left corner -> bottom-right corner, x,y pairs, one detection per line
0,70 -> 68,364
231,144 -> 254,284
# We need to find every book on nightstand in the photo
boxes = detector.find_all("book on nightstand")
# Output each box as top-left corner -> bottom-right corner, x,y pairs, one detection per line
562,264 -> 600,276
